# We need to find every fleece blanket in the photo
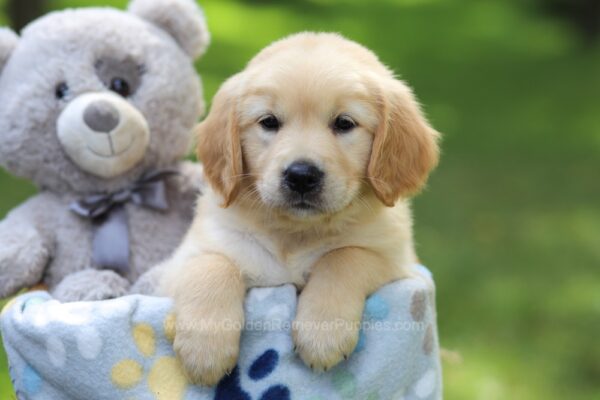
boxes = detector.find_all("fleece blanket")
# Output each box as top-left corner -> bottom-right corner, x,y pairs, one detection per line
1,265 -> 441,400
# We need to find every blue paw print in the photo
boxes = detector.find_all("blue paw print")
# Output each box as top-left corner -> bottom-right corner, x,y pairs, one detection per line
215,349 -> 290,400
355,294 -> 390,354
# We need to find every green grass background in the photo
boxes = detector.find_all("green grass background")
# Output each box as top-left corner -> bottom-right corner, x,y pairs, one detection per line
1,0 -> 599,399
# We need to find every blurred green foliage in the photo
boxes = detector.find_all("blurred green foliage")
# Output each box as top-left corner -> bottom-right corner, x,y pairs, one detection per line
1,0 -> 599,399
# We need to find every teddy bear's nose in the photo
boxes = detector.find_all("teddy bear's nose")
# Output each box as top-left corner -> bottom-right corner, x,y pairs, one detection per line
83,100 -> 121,133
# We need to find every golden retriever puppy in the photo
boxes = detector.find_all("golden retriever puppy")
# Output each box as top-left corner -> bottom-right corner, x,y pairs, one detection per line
160,32 -> 440,386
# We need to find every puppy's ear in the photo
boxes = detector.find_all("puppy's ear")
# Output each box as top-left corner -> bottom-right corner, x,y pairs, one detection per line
0,28 -> 18,76
368,79 -> 440,206
197,75 -> 243,207
129,0 -> 210,60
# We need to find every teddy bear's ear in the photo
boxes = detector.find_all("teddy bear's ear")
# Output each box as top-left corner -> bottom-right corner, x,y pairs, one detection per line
0,28 -> 19,75
129,0 -> 210,60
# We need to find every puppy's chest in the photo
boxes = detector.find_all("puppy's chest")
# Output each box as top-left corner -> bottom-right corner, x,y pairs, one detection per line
221,228 -> 336,288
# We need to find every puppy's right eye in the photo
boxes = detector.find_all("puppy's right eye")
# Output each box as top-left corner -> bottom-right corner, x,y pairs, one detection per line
259,115 -> 281,132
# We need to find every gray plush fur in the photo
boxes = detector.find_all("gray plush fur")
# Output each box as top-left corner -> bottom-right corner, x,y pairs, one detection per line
0,1 -> 209,301
0,28 -> 18,74
129,0 -> 210,59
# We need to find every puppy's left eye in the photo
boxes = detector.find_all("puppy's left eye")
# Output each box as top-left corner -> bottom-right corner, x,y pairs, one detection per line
333,115 -> 357,134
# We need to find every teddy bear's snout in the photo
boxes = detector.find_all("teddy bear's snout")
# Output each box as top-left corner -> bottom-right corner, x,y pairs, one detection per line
83,100 -> 121,134
57,92 -> 150,179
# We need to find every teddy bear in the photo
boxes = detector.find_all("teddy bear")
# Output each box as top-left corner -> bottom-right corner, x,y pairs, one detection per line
0,0 -> 210,302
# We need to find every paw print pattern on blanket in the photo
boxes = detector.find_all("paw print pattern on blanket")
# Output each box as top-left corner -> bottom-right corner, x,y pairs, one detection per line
110,313 -> 189,399
1,269 -> 442,400
215,349 -> 290,400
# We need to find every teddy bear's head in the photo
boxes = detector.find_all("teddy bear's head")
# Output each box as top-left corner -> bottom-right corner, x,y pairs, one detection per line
0,0 -> 209,194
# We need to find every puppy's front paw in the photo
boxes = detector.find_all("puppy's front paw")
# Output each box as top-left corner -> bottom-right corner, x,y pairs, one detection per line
292,308 -> 361,372
174,316 -> 241,386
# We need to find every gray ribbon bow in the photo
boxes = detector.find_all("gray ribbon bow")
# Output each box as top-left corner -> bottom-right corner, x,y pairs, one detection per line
70,169 -> 179,275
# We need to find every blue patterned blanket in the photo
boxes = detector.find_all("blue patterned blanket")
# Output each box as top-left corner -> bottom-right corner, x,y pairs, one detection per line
1,265 -> 441,400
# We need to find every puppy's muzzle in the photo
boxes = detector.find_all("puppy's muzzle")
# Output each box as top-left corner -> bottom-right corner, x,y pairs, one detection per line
283,161 -> 324,195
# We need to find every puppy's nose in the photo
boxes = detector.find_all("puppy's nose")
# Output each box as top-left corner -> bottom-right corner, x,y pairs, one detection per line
283,161 -> 324,194
84,100 -> 120,133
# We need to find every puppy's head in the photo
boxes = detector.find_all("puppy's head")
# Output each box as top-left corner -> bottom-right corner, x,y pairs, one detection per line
198,33 -> 439,217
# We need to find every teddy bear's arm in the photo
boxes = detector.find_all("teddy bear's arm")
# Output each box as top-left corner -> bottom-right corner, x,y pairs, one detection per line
52,269 -> 131,302
129,261 -> 168,295
0,198 -> 54,298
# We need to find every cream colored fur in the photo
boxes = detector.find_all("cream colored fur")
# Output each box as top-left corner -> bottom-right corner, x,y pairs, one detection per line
160,32 -> 440,385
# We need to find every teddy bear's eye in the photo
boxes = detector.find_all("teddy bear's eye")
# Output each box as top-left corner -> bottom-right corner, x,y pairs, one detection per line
110,78 -> 131,98
55,82 -> 69,100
